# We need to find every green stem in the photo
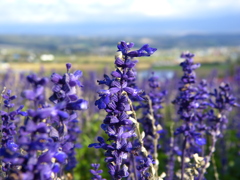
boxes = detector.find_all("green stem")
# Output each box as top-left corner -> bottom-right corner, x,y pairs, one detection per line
181,137 -> 187,180
126,94 -> 156,180
198,135 -> 217,180
212,155 -> 219,180
145,95 -> 160,176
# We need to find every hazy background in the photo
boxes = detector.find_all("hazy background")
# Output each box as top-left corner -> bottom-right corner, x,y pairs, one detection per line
0,0 -> 240,75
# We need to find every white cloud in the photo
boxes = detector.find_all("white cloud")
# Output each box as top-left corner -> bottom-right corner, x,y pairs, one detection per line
129,0 -> 240,18
129,0 -> 175,17
0,0 -> 239,23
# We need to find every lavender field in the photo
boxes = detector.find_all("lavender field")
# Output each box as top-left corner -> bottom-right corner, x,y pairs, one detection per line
0,40 -> 239,180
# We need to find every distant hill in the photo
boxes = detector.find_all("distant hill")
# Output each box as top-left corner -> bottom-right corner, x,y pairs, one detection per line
0,34 -> 240,53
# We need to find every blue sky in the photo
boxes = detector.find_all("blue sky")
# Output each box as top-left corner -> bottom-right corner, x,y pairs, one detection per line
0,0 -> 240,35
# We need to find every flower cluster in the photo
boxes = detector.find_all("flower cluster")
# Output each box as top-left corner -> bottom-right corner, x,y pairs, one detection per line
0,63 -> 87,180
14,106 -> 68,179
0,40 -> 239,180
172,52 -> 209,180
49,63 -> 88,171
89,41 -> 157,179
0,90 -> 27,177
136,72 -> 167,177
172,52 -> 238,180
206,83 -> 238,136
137,155 -> 155,179
173,52 -> 206,155
197,83 -> 238,179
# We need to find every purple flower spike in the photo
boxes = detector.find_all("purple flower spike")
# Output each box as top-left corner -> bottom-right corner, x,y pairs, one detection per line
172,52 -> 208,180
0,89 -> 27,177
49,64 -> 88,172
89,41 -> 157,179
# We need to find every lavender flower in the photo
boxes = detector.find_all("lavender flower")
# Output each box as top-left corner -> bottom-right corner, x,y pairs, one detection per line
5,100 -> 70,180
5,73 -> 63,179
197,82 -> 238,180
136,72 -> 167,177
172,52 -> 206,180
89,41 -> 157,180
0,89 -> 27,177
49,63 -> 88,171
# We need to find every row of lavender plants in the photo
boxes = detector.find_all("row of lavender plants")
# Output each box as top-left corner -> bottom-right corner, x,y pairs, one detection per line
0,41 -> 239,180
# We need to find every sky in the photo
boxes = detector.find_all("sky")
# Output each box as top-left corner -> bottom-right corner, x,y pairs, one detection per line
0,0 -> 240,35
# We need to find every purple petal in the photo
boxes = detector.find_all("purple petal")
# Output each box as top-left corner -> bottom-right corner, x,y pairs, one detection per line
111,71 -> 121,78
54,152 -> 67,163
52,163 -> 61,173
66,99 -> 88,110
74,70 -> 83,78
